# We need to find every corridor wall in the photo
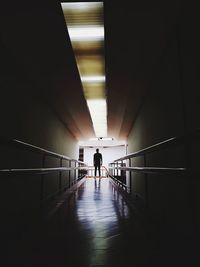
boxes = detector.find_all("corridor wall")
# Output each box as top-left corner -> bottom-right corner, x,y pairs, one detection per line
0,2 -> 80,231
127,2 -> 200,238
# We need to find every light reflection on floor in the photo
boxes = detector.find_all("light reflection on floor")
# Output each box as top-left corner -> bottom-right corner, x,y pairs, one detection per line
5,177 -> 197,267
76,178 -> 129,222
10,177 -> 148,267
72,177 -> 142,267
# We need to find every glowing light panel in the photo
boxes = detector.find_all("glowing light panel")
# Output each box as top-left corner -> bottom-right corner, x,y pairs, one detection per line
81,75 -> 105,83
61,2 -> 107,138
67,26 -> 104,42
87,99 -> 107,137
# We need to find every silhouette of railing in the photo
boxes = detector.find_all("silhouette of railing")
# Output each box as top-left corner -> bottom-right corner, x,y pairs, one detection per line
0,138 -> 88,208
108,129 -> 200,208
86,165 -> 109,177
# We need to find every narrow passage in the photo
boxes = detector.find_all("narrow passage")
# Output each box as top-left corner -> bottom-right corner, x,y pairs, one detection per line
13,178 -> 155,267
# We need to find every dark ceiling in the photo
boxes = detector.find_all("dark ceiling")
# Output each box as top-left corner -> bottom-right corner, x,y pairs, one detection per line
1,0 -> 178,141
104,0 -> 178,139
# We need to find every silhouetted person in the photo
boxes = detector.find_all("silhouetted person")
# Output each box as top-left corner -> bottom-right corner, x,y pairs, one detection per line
93,148 -> 102,177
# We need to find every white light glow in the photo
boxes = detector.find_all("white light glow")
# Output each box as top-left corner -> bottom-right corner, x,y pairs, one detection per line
89,137 -> 113,141
61,2 -> 103,12
78,139 -> 126,147
81,76 -> 105,83
89,138 -> 99,141
87,99 -> 107,137
100,137 -> 114,141
67,26 -> 104,42
61,2 -> 107,139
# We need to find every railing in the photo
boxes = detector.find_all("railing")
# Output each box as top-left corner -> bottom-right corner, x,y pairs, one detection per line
86,165 -> 109,177
108,129 -> 200,207
0,138 -> 88,208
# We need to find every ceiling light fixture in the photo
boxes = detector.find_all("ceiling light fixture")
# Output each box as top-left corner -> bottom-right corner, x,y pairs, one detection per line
61,2 -> 103,12
61,2 -> 107,138
81,75 -> 105,83
67,26 -> 104,42
87,99 -> 107,137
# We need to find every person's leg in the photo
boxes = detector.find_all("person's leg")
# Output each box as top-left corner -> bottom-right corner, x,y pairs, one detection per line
94,165 -> 97,176
98,164 -> 101,177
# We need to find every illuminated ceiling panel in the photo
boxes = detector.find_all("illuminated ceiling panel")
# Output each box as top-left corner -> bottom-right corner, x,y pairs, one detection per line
61,2 -> 107,137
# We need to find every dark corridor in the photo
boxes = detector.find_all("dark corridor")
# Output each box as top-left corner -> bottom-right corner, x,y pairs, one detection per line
1,1 -> 200,266
2,177 -> 198,267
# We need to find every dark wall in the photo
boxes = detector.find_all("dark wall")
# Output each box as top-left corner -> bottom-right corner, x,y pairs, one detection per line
127,1 -> 200,238
0,2 -> 80,230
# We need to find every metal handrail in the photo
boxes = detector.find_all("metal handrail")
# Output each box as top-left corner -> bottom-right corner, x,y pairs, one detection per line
107,129 -> 200,213
113,137 -> 177,161
102,166 -> 110,176
108,129 -> 200,207
0,166 -> 87,175
109,166 -> 187,175
1,137 -> 85,164
113,129 -> 200,162
0,137 -> 88,208
109,173 -> 129,190
86,165 -> 109,177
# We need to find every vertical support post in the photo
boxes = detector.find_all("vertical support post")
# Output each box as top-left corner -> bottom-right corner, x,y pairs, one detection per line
40,154 -> 45,208
111,163 -> 113,176
69,160 -> 71,188
121,160 -> 123,179
59,158 -> 63,193
129,158 -> 132,195
74,161 -> 76,184
117,162 -> 119,177
144,154 -> 148,209
121,160 -> 123,189
78,162 -> 80,179
122,160 -> 126,191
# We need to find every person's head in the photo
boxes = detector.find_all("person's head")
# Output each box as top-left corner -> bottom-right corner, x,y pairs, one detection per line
96,148 -> 99,153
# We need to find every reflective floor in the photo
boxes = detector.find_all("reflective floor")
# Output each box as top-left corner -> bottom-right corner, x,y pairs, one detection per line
3,177 -> 198,267
6,177 -> 151,267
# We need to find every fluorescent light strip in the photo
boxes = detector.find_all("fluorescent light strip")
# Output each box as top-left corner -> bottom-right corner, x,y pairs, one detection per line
89,137 -> 113,141
87,99 -> 107,137
67,26 -> 104,42
61,2 -> 103,12
81,75 -> 105,83
61,2 -> 107,138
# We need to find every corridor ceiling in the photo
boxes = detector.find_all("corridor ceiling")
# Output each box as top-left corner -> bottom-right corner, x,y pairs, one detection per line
61,2 -> 107,138
1,1 -> 174,141
56,0 -> 172,141
56,0 -> 168,140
